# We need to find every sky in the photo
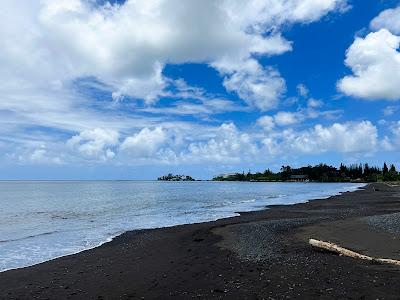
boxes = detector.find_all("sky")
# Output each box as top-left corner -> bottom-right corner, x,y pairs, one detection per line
1,0 -> 400,180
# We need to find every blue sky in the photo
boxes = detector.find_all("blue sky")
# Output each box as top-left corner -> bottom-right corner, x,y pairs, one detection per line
1,0 -> 400,179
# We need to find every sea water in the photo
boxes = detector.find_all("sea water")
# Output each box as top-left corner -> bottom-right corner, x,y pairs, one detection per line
0,181 -> 364,272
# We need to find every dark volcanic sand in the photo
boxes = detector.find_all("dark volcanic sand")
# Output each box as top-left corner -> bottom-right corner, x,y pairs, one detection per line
1,183 -> 400,299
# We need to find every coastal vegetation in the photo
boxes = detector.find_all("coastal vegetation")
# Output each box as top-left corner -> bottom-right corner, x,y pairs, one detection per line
213,163 -> 400,183
157,173 -> 195,181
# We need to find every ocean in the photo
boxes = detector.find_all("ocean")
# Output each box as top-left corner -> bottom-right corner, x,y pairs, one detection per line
0,181 -> 364,272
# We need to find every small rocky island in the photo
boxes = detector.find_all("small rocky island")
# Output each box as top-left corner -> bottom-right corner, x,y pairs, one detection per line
157,173 -> 195,181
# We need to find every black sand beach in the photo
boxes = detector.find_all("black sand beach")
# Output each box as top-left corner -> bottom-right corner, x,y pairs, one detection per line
1,183 -> 400,299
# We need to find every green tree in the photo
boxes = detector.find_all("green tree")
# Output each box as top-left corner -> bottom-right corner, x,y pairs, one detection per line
280,166 -> 292,181
383,162 -> 389,176
363,163 -> 370,177
385,164 -> 399,181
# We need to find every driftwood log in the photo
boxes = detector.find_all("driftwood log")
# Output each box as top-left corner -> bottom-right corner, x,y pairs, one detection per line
309,239 -> 400,266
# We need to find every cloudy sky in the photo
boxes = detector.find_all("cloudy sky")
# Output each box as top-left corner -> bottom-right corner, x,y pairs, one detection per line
1,0 -> 400,179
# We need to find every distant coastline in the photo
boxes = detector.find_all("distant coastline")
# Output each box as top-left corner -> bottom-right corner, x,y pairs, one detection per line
213,162 -> 400,183
156,162 -> 400,183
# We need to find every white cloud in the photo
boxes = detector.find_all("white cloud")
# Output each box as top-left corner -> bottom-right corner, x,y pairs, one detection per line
184,123 -> 258,163
5,142 -> 65,165
392,121 -> 400,134
286,121 -> 378,154
1,0 -> 349,108
222,0 -> 349,29
383,105 -> 399,116
370,6 -> 400,35
182,120 -> 381,163
391,121 -> 400,145
1,0 -> 367,169
120,127 -> 168,158
24,148 -> 63,165
381,136 -> 394,151
297,84 -> 309,97
307,98 -> 323,108
111,63 -> 167,104
274,111 -> 299,126
257,116 -> 275,131
4,118 -> 394,167
141,79 -> 248,115
259,103 -> 340,131
337,29 -> 400,100
222,64 -> 286,110
67,128 -> 119,161
30,149 -> 48,163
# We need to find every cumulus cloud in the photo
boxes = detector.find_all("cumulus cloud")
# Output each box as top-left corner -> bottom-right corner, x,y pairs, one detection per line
286,121 -> 378,154
21,147 -> 63,165
184,120 -> 381,164
2,0 -> 370,170
180,121 -> 381,164
185,123 -> 258,163
30,149 -> 50,163
257,102 -> 341,132
6,118 -> 392,167
257,116 -> 275,132
370,6 -> 400,35
67,128 -> 119,161
338,25 -> 400,100
221,0 -> 350,29
257,113 -> 298,132
1,0 -> 349,109
274,111 -> 300,126
120,127 -> 168,158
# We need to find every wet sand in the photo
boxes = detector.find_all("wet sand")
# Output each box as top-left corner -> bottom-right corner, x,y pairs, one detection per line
1,183 -> 400,299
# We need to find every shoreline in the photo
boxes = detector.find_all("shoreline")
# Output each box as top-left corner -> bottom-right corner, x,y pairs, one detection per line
2,183 -> 400,299
0,182 -> 364,274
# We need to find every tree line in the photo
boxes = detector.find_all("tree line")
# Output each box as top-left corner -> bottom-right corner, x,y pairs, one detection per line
213,163 -> 400,182
157,173 -> 195,181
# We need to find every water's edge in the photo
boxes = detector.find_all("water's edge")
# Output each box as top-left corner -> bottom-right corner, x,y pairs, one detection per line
0,183 -> 367,273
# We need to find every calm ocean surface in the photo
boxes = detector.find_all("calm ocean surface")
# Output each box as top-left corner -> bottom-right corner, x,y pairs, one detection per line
0,181 -> 365,272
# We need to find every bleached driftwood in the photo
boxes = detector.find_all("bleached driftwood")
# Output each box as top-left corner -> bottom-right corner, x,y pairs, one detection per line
375,258 -> 400,266
309,239 -> 400,266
